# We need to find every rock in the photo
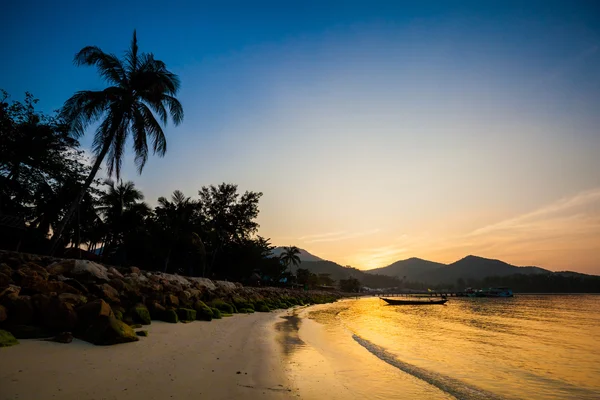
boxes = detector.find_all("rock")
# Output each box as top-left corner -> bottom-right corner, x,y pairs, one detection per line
94,283 -> 120,304
130,323 -> 142,329
188,277 -> 217,291
131,304 -> 151,325
47,260 -> 109,282
177,308 -> 196,321
0,329 -> 19,347
0,263 -> 12,276
10,296 -> 35,325
166,294 -> 179,308
194,300 -> 214,321
136,330 -> 148,337
19,263 -> 49,280
161,309 -> 178,323
0,272 -> 12,288
58,293 -> 87,307
20,275 -> 82,296
75,299 -> 138,345
45,332 -> 73,344
214,280 -> 237,291
148,302 -> 165,320
129,267 -> 141,274
6,324 -> 51,339
211,308 -> 222,319
0,304 -> 6,322
42,297 -> 78,332
107,267 -> 124,279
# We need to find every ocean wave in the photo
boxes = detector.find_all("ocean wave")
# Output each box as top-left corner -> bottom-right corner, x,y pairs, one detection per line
352,334 -> 510,400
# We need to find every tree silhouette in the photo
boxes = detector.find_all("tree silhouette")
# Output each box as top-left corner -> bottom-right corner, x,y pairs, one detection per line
280,246 -> 301,275
51,30 -> 183,253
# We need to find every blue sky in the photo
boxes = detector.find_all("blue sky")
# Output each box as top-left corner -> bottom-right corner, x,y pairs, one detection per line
2,1 -> 600,272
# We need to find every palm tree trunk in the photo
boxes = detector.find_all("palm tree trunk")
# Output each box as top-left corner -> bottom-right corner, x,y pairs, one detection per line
50,142 -> 110,255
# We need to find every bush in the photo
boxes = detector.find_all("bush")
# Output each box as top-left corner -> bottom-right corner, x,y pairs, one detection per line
211,307 -> 222,319
194,301 -> 214,321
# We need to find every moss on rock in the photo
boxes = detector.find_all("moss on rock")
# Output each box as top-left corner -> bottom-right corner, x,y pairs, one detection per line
238,308 -> 254,314
136,330 -> 149,337
161,309 -> 179,323
194,301 -> 213,321
132,305 -> 151,325
177,308 -> 196,322
257,304 -> 270,312
0,329 -> 19,347
210,307 -> 222,319
210,299 -> 234,314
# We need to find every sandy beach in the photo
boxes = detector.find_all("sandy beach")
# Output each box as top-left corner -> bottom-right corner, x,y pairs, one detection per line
0,311 -> 294,400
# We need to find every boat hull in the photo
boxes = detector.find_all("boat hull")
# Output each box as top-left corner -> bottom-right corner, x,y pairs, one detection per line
380,298 -> 448,305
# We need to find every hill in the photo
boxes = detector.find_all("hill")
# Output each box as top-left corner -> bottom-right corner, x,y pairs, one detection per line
366,257 -> 445,280
270,247 -> 324,262
297,260 -> 402,289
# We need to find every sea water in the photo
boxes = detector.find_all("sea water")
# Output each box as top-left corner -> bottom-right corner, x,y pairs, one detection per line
288,295 -> 600,399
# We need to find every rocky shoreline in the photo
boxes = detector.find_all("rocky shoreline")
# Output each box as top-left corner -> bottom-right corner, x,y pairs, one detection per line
0,250 -> 340,347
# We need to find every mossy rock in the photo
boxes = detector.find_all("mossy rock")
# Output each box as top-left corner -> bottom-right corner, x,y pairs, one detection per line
136,330 -> 149,337
210,307 -> 222,319
0,329 -> 19,347
161,309 -> 179,323
130,324 -> 142,329
210,299 -> 234,314
232,297 -> 255,312
221,313 -> 233,317
177,308 -> 196,322
194,301 -> 213,321
96,315 -> 139,345
114,310 -> 123,321
238,308 -> 254,314
131,305 -> 151,325
257,304 -> 270,312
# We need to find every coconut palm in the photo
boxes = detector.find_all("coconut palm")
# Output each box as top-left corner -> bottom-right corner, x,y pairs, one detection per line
280,246 -> 302,275
50,30 -> 183,253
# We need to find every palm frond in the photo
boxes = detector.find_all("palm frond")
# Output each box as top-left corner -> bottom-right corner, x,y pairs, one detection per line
74,46 -> 125,85
138,103 -> 166,156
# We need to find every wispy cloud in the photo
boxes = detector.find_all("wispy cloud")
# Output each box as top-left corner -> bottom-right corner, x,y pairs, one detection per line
298,231 -> 348,241
302,229 -> 381,244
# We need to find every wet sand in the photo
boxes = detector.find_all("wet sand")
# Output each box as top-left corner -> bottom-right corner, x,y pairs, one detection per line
0,313 -> 293,400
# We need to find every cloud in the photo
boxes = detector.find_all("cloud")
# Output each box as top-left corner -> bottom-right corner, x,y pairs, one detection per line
302,229 -> 381,243
298,231 -> 348,241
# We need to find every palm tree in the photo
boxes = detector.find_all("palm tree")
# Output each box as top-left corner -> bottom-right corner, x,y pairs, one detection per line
280,246 -> 301,275
50,30 -> 183,253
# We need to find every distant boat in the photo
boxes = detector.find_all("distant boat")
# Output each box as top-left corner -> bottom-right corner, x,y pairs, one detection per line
380,297 -> 448,305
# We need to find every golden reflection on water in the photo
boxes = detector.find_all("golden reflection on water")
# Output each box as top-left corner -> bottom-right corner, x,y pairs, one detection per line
293,295 -> 600,400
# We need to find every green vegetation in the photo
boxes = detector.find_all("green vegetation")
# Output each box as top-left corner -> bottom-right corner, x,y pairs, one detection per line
209,299 -> 234,314
210,308 -> 222,319
0,329 -> 19,347
194,301 -> 214,321
136,330 -> 149,337
132,305 -> 151,325
177,308 -> 196,321
238,308 -> 254,313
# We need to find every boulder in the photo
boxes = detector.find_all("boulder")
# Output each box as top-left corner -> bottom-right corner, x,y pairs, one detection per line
0,263 -> 12,276
148,302 -> 166,320
129,267 -> 141,274
214,280 -> 237,291
94,283 -> 120,304
58,293 -> 87,307
194,300 -> 213,321
166,294 -> 179,308
10,296 -> 35,325
211,308 -> 222,319
19,263 -> 49,280
107,267 -> 124,279
161,309 -> 178,323
131,304 -> 151,325
75,299 -> 138,345
0,329 -> 18,347
177,308 -> 196,321
136,330 -> 148,337
42,297 -> 78,332
47,260 -> 109,282
0,272 -> 12,288
0,304 -> 6,322
188,277 -> 217,291
20,275 -> 82,296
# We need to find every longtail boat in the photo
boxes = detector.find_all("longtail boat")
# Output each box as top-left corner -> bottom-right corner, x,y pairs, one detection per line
380,297 -> 448,305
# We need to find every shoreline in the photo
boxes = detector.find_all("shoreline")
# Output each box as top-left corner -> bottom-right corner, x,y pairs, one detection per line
0,311 -> 295,400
